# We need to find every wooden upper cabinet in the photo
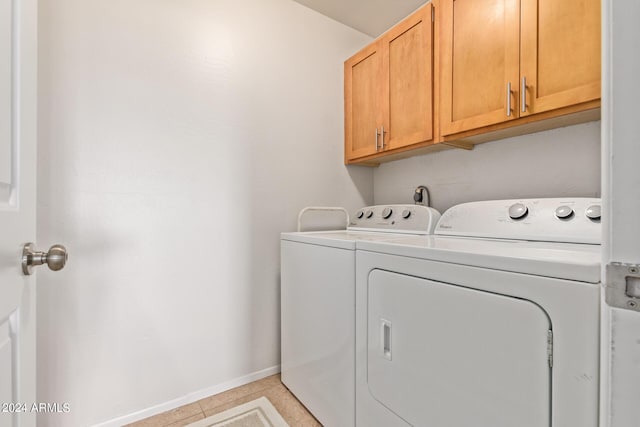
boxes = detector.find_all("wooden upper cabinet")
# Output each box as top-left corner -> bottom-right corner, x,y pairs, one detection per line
441,0 -> 600,137
345,4 -> 434,163
440,0 -> 521,136
520,0 -> 601,116
345,43 -> 384,161
382,5 -> 433,151
345,0 -> 601,164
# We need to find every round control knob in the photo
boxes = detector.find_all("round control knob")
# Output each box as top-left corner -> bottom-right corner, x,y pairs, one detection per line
365,210 -> 373,219
356,210 -> 364,219
585,205 -> 601,221
402,209 -> 411,219
382,207 -> 393,219
508,203 -> 528,220
555,206 -> 574,219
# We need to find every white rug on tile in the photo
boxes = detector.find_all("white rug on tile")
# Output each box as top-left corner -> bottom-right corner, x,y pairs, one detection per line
186,397 -> 289,427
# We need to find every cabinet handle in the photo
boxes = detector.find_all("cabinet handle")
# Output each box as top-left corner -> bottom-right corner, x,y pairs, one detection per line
381,125 -> 386,149
521,76 -> 527,113
506,82 -> 512,117
375,128 -> 380,151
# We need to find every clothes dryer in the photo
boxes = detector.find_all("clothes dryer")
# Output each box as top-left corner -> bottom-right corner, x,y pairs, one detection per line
355,198 -> 601,427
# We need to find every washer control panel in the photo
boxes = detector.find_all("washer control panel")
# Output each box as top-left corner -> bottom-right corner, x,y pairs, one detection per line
349,204 -> 441,234
436,198 -> 602,244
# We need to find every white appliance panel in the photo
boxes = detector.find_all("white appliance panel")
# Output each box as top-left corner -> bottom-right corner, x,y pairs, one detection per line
435,198 -> 601,244
357,234 -> 601,283
367,270 -> 551,427
349,204 -> 440,234
281,240 -> 355,426
280,230 -> 414,250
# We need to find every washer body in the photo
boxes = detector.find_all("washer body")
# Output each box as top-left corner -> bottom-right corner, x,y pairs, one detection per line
281,205 -> 440,426
355,198 -> 601,427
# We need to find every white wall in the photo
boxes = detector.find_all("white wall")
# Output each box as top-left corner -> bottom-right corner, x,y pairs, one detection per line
374,122 -> 601,213
36,1 -> 372,425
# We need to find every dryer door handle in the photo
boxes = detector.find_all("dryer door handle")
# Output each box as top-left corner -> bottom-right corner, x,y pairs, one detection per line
380,319 -> 392,361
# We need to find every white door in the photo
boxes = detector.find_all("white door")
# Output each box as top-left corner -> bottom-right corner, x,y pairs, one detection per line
366,270 -> 551,427
601,1 -> 640,427
0,0 -> 37,426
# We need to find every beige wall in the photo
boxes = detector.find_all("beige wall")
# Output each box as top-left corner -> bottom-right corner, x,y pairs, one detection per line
374,121 -> 601,213
36,1 -> 372,425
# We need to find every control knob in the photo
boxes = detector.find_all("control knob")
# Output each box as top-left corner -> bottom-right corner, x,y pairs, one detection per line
402,209 -> 411,219
585,205 -> 601,221
365,210 -> 373,219
555,206 -> 574,219
508,203 -> 528,220
356,210 -> 364,219
382,207 -> 393,219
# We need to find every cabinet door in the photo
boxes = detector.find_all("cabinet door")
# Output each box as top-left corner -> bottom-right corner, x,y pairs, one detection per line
440,0 -> 520,135
520,0 -> 601,116
345,42 -> 384,161
382,4 -> 433,151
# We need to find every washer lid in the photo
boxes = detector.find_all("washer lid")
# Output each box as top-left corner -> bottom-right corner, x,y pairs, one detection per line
356,235 -> 601,283
280,230 -> 414,250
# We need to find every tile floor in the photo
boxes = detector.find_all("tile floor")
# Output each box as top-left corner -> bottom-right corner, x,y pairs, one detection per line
126,374 -> 321,427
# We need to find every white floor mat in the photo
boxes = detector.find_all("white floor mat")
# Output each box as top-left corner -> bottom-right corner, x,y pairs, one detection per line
186,397 -> 289,427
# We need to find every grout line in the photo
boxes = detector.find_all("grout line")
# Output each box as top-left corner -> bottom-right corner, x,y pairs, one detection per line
200,380 -> 279,413
164,404 -> 206,427
199,405 -> 206,422
205,381 -> 281,418
149,376 -> 286,426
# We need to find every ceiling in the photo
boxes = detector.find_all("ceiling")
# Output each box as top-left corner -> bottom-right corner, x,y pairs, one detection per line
293,0 -> 428,38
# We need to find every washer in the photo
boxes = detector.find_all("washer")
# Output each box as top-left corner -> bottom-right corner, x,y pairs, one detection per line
281,204 -> 441,426
355,198 -> 601,427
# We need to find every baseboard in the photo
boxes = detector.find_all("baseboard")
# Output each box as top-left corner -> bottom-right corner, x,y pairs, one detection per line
92,365 -> 281,427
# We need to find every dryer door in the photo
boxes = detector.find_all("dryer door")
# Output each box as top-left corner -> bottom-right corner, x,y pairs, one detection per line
367,270 -> 551,427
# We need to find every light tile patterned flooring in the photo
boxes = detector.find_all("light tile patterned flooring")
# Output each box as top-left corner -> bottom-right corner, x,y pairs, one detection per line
126,374 -> 321,427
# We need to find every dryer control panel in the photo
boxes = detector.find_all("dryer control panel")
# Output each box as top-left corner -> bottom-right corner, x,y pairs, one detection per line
349,204 -> 441,235
435,198 -> 601,244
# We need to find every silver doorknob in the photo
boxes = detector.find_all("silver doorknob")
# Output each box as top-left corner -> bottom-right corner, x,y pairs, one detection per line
22,243 -> 68,276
